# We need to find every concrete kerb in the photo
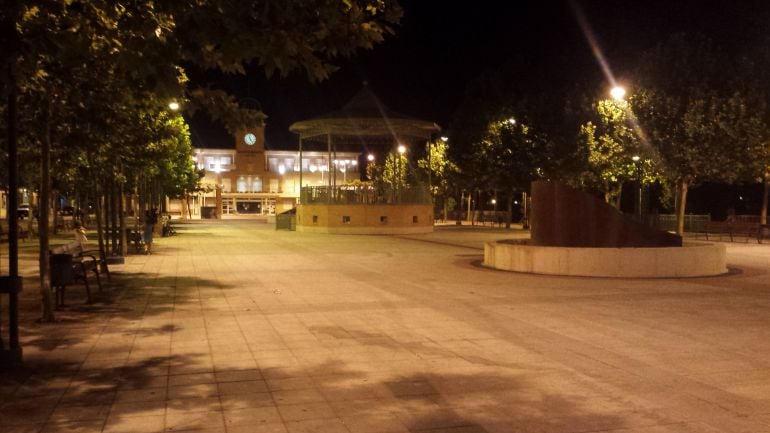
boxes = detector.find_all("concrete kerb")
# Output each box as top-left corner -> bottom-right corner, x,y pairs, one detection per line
483,239 -> 728,278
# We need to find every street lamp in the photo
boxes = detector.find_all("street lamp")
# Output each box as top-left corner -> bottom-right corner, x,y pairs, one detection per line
396,145 -> 406,202
632,155 -> 642,220
610,86 -> 626,101
168,101 -> 180,111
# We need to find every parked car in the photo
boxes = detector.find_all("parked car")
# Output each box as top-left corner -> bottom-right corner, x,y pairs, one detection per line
17,204 -> 30,219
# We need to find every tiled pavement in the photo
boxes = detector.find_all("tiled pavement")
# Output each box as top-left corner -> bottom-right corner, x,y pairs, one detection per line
1,221 -> 770,433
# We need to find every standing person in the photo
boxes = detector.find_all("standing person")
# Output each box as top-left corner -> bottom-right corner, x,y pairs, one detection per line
143,208 -> 158,254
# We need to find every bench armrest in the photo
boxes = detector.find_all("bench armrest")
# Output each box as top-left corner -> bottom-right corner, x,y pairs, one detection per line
77,253 -> 98,263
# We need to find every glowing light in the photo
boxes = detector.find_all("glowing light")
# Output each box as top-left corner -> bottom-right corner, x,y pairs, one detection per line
367,154 -> 375,162
507,118 -> 516,125
632,155 -> 640,162
570,0 -> 618,88
309,165 -> 317,173
168,101 -> 180,111
397,145 -> 406,154
440,136 -> 449,142
610,86 -> 626,101
278,165 -> 286,175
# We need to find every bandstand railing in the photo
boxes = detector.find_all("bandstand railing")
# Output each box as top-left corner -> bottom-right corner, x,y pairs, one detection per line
300,185 -> 431,205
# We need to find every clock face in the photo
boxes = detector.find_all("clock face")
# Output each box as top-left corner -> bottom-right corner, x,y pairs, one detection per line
244,133 -> 257,145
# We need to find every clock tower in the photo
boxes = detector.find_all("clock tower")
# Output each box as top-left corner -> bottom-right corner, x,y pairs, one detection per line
236,122 -> 266,152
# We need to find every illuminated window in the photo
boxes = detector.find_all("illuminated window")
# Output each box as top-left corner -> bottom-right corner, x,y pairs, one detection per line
251,177 -> 262,193
236,177 -> 247,193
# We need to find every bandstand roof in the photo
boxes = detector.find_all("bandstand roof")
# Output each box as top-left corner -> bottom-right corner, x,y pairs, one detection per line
289,84 -> 441,143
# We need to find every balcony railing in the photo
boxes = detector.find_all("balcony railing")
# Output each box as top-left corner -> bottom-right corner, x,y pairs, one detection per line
301,185 -> 431,205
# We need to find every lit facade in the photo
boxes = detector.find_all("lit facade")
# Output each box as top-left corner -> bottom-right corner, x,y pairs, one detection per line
182,123 -> 361,218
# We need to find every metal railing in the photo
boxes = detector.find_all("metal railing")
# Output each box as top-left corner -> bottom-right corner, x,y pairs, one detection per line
647,214 -> 710,232
301,185 -> 431,205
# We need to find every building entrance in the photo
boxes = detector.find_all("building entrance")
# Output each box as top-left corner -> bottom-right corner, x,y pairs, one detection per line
235,198 -> 276,215
236,201 -> 261,214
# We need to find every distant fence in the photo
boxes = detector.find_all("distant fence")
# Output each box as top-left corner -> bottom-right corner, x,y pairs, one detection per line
648,214 -> 710,232
648,214 -> 767,233
300,185 -> 431,205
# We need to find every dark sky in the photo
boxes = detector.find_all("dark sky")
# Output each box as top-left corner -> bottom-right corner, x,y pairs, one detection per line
188,0 -> 770,149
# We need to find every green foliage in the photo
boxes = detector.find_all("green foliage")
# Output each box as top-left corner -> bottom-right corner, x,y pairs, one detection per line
0,0 -> 403,321
417,139 -> 458,197
575,99 -> 663,205
630,33 -> 752,186
628,33 -> 768,232
471,118 -> 553,192
1,0 -> 403,193
418,139 -> 458,217
382,151 -> 408,190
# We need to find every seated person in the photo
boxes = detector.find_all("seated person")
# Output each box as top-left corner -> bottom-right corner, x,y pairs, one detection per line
73,221 -> 88,247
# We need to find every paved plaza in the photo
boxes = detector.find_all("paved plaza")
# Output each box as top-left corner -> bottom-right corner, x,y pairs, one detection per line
1,221 -> 770,433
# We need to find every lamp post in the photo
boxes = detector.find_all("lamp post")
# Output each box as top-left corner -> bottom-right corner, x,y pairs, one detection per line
632,155 -> 642,220
340,160 -> 347,183
397,145 -> 406,202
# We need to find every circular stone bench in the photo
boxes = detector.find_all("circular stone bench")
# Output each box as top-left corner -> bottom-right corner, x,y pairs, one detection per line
483,239 -> 727,278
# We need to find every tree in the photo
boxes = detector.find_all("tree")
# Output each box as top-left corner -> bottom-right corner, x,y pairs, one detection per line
575,98 -> 663,208
732,51 -> 770,224
468,117 -> 553,227
631,34 -> 754,234
1,0 -> 404,321
417,139 -> 458,220
382,150 -> 408,201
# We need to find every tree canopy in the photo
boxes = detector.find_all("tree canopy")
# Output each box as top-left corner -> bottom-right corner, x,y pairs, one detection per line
1,0 -> 404,321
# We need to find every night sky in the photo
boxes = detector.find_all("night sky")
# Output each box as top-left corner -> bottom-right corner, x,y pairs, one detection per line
189,0 -> 770,151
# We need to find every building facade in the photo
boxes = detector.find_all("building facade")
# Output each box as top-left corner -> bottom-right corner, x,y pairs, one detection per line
181,123 -> 361,219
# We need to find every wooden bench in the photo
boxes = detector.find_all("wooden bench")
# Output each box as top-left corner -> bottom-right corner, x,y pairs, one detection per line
0,222 -> 31,242
49,241 -> 105,306
696,220 -> 769,243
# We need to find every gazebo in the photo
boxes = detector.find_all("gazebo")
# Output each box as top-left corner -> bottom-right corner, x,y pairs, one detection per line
289,83 -> 441,234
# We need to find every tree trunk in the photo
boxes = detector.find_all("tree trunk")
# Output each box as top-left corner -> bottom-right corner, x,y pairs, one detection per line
94,181 -> 106,257
52,190 -> 59,235
506,192 -> 513,229
762,172 -> 769,225
110,178 -> 119,254
442,197 -> 448,222
38,104 -> 55,322
120,179 -> 127,257
675,178 -> 689,235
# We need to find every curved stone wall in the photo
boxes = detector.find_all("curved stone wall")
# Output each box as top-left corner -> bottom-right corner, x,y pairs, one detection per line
484,239 -> 727,278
